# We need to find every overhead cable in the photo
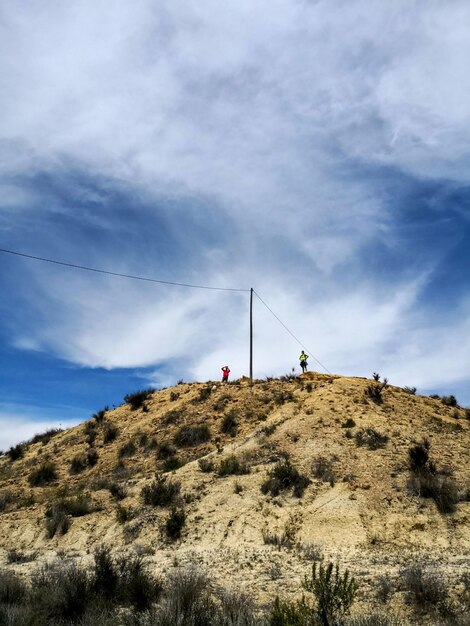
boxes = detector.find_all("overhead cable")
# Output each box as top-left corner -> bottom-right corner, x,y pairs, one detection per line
253,289 -> 331,374
0,247 -> 250,293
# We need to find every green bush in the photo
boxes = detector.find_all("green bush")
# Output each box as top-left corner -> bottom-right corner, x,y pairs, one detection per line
261,459 -> 310,497
174,424 -> 211,447
141,474 -> 181,507
198,458 -> 214,473
69,454 -> 88,475
364,380 -> 388,404
92,407 -> 108,423
28,461 -> 57,487
312,457 -> 336,486
116,504 -> 130,524
119,441 -> 136,458
87,448 -> 99,467
303,562 -> 357,626
0,569 -> 27,604
103,422 -> 119,444
401,561 -> 447,610
45,506 -> 70,538
162,456 -> 185,472
355,428 -> 389,450
441,395 -> 458,407
7,444 -> 25,462
156,441 -> 176,459
408,441 -> 459,514
165,507 -> 186,540
192,386 -> 212,402
124,389 -> 155,410
221,410 -> 238,436
218,455 -> 250,477
29,428 -> 63,446
270,596 -> 310,625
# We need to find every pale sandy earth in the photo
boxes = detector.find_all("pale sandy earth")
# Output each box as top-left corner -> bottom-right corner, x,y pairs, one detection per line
0,373 -> 468,623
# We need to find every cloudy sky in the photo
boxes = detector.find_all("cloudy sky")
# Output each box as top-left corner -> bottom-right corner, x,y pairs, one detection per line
1,0 -> 470,449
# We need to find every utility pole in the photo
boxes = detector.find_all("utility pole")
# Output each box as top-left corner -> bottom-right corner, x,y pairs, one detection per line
249,287 -> 253,383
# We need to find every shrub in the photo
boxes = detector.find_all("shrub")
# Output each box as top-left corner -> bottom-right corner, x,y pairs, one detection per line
28,461 -> 57,487
103,422 -> 119,444
141,474 -> 180,507
116,504 -> 130,524
119,441 -> 136,458
156,441 -> 177,459
7,444 -> 25,462
274,390 -> 295,405
270,596 -> 310,625
303,561 -> 357,626
92,545 -> 119,599
162,456 -> 185,472
29,428 -> 63,445
30,561 -> 91,623
401,561 -> 447,609
408,440 -> 459,514
92,407 -> 108,423
0,568 -> 27,604
109,481 -> 127,500
174,424 -> 211,447
45,507 -> 70,538
312,457 -> 336,486
115,553 -> 162,611
69,454 -> 88,474
346,613 -> 404,626
218,455 -> 250,477
162,409 -> 184,425
194,386 -> 212,402
364,380 -> 388,404
355,428 -> 389,450
372,373 -> 381,381
376,575 -> 394,604
408,472 -> 459,514
87,447 -> 99,467
404,386 -> 417,395
221,409 -> 238,436
6,549 -> 37,564
198,458 -> 214,473
0,490 -> 14,512
297,542 -> 324,562
124,389 -> 154,410
213,394 -> 231,412
341,418 -> 356,428
441,395 -> 458,407
165,507 -> 186,540
261,423 -> 277,436
408,440 -> 431,472
261,459 -> 310,497
170,391 -> 180,401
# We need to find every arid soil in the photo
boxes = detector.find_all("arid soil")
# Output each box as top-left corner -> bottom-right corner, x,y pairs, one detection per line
0,372 -> 469,623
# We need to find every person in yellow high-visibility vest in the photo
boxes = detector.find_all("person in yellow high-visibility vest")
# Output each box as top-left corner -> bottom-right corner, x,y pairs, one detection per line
299,351 -> 308,373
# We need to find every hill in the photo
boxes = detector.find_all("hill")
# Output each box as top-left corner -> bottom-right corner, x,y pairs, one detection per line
0,372 -> 469,624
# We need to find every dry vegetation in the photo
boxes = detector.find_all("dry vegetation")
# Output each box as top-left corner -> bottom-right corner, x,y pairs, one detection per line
0,372 -> 469,625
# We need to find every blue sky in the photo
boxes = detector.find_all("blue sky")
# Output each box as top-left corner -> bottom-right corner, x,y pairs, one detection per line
1,0 -> 470,449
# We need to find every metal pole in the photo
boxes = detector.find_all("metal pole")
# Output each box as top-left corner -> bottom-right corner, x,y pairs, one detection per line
249,287 -> 253,382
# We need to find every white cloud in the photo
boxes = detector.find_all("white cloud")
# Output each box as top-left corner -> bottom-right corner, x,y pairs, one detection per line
0,406 -> 81,451
1,0 -> 470,403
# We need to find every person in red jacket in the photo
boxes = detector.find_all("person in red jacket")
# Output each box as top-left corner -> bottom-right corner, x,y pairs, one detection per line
221,365 -> 230,383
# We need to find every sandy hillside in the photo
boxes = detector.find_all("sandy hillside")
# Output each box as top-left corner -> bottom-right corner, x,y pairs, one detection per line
0,372 -> 469,621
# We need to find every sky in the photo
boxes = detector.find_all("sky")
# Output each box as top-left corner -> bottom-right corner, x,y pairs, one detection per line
1,0 -> 470,450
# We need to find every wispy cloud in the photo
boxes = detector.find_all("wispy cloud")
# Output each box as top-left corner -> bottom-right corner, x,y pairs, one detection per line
0,0 -> 470,413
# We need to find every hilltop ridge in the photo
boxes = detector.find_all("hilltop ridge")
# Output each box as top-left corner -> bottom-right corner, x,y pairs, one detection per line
0,372 -> 469,622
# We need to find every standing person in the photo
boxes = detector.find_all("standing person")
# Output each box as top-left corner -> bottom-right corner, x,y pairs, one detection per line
221,365 -> 230,383
299,351 -> 308,373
